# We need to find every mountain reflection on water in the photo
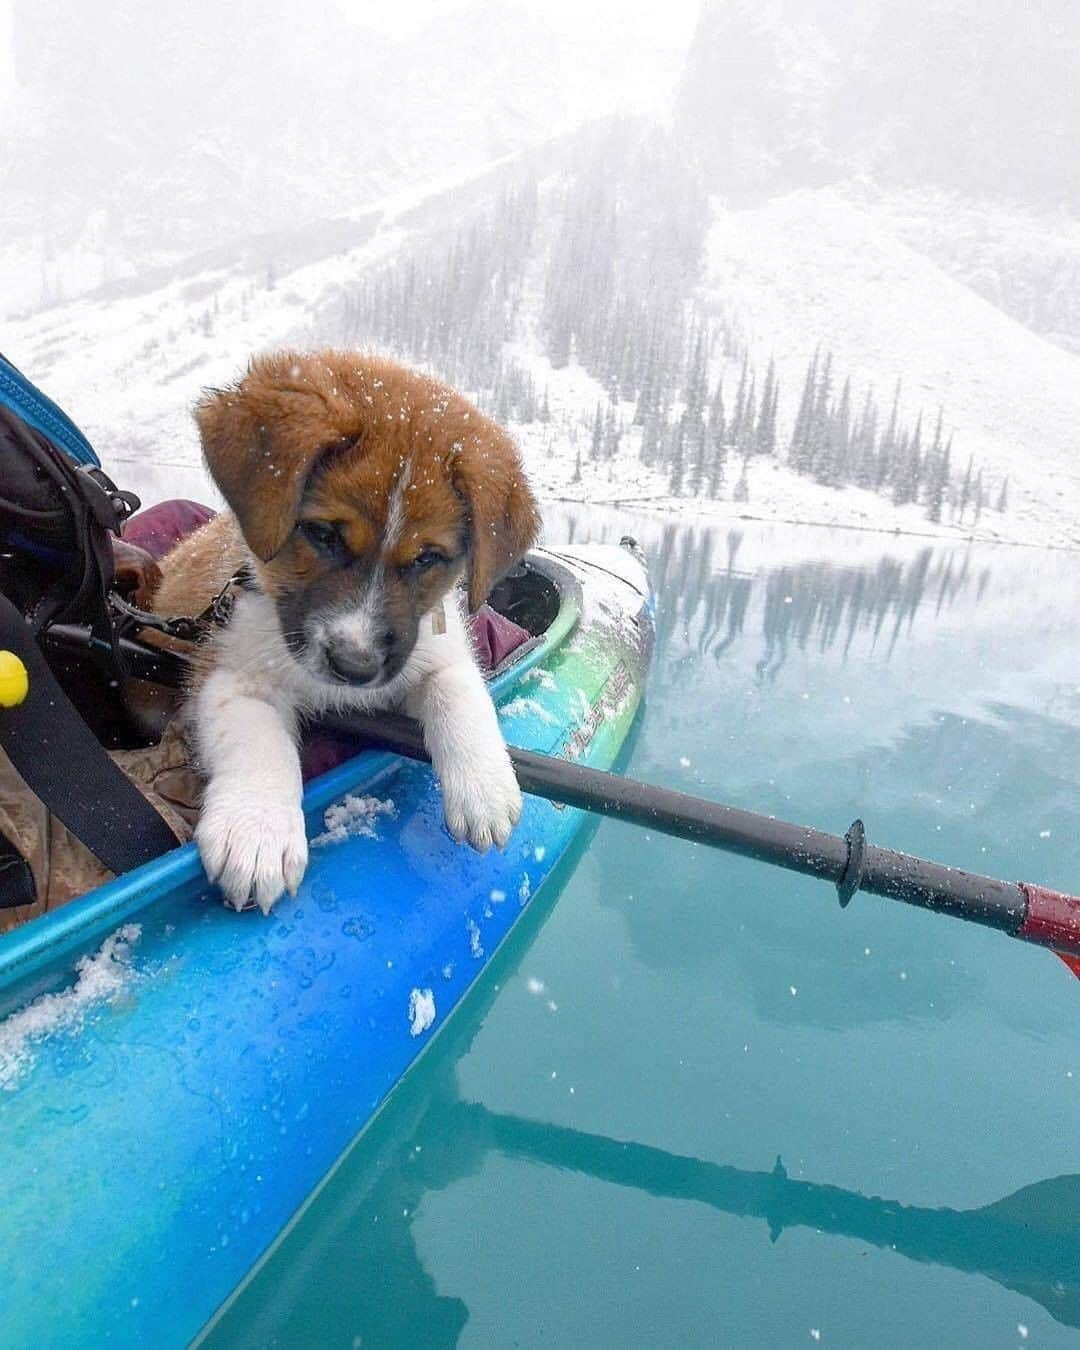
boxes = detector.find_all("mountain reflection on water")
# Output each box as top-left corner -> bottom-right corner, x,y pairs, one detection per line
205,512 -> 1080,1349
558,511 -> 997,670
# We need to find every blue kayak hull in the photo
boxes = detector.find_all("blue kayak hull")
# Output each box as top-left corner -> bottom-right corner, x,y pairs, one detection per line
0,544 -> 652,1346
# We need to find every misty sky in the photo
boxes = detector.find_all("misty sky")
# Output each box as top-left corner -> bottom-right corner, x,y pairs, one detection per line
339,0 -> 701,39
0,0 -> 701,102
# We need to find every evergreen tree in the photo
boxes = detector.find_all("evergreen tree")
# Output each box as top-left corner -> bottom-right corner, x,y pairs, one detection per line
929,406 -> 944,462
757,358 -> 778,456
591,402 -> 604,460
910,412 -> 924,499
688,421 -> 709,495
767,375 -> 779,457
730,354 -> 750,449
634,350 -> 656,425
733,455 -> 750,502
668,418 -> 686,496
828,376 -> 852,484
603,402 -> 621,459
925,440 -> 950,523
957,455 -> 974,522
737,374 -> 758,458
789,350 -> 819,472
851,387 -> 877,487
641,412 -> 662,465
807,351 -> 833,479
996,476 -> 1009,512
709,380 -> 726,448
877,380 -> 902,489
683,331 -> 709,425
707,410 -> 727,496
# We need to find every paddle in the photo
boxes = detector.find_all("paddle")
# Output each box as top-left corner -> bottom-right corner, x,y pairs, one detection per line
339,711 -> 1080,975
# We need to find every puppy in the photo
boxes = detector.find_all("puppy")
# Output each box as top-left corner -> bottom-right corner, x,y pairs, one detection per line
154,350 -> 540,914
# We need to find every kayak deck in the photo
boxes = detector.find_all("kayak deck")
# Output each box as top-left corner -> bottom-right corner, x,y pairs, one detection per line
0,543 -> 652,1345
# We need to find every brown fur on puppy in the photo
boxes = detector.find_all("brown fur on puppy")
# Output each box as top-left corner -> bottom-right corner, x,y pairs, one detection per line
155,350 -> 540,657
170,353 -> 540,912
167,350 -> 540,913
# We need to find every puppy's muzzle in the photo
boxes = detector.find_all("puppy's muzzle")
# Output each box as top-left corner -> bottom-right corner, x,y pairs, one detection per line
323,634 -> 382,686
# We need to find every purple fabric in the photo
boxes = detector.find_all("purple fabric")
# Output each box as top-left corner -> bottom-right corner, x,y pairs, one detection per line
470,605 -> 531,670
121,500 -> 532,779
122,499 -> 215,559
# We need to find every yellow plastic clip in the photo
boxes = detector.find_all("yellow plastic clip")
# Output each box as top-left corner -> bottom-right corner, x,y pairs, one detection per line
0,651 -> 29,708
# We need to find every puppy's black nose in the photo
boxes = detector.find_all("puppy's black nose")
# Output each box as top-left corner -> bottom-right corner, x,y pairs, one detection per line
324,637 -> 380,686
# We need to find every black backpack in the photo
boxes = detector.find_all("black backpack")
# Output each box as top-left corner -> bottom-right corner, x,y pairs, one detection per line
0,400 -> 137,647
0,353 -> 181,905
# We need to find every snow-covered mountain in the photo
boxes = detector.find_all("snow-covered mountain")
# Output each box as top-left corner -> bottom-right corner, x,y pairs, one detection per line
2,0 -> 1080,548
5,119 -> 1080,548
702,189 -> 1080,544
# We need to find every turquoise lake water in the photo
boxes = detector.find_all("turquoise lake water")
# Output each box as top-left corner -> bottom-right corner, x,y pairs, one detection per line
205,511 -> 1080,1348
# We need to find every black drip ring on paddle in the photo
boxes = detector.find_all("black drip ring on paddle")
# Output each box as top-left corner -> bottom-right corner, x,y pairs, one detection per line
837,818 -> 866,908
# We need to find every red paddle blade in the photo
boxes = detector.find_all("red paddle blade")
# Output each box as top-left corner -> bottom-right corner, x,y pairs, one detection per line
1057,952 -> 1080,979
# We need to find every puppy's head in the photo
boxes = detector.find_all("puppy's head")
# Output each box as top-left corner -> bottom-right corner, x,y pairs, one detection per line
195,350 -> 540,688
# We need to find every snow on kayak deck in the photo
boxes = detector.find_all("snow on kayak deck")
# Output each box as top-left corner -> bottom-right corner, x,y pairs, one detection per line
312,794 -> 397,847
0,924 -> 142,1091
408,987 -> 437,1037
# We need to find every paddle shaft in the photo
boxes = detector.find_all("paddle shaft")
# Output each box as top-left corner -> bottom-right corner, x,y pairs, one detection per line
339,712 -> 1080,960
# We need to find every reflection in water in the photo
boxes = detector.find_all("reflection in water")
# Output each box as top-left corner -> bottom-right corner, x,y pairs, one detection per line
205,517 -> 1077,1349
646,529 -> 993,673
561,507 -> 999,671
208,1059 -> 1080,1345
206,888 -> 1080,1349
457,1107 -> 1080,1334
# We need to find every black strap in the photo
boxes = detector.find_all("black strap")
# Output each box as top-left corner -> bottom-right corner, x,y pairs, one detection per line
0,591 -> 180,874
109,565 -> 253,646
0,825 -> 35,909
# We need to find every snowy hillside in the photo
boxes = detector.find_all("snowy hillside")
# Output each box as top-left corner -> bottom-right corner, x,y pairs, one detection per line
702,190 -> 1080,546
4,126 -> 1080,549
853,187 -> 1080,357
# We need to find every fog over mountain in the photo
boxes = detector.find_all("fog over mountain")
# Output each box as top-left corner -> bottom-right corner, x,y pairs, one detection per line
0,0 -> 686,292
677,0 -> 1080,207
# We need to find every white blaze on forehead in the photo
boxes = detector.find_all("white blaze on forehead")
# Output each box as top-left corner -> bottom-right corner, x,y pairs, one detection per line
324,583 -> 382,652
383,455 -> 413,553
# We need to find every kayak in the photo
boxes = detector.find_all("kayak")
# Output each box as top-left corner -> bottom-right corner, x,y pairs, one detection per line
0,540 -> 652,1346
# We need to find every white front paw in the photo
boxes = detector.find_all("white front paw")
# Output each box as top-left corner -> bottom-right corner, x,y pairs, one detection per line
439,749 -> 522,852
196,780 -> 308,915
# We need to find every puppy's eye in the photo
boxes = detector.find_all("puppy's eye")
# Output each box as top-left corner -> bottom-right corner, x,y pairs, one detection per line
298,519 -> 345,557
405,548 -> 447,574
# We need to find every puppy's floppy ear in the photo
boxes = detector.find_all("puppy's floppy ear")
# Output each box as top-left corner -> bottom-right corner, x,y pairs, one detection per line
194,353 -> 339,562
453,428 -> 540,612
